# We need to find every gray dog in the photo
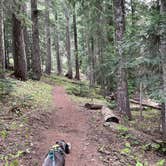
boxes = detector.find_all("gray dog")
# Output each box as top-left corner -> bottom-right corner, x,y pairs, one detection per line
42,140 -> 70,166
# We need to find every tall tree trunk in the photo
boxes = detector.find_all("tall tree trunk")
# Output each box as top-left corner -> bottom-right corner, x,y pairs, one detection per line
12,12 -> 27,81
45,0 -> 51,75
73,5 -> 80,80
65,8 -> 73,79
160,0 -> 166,140
0,1 -> 5,78
88,37 -> 95,86
23,4 -> 31,72
106,2 -> 114,44
31,0 -> 41,80
113,0 -> 132,120
4,21 -> 10,70
54,13 -> 62,75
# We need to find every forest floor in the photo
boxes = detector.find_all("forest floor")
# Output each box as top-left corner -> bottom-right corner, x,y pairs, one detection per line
0,76 -> 165,166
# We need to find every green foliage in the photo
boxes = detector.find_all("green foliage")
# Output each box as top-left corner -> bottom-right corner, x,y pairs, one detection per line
107,100 -> 116,109
125,142 -> 131,148
9,151 -> 24,159
11,79 -> 53,109
136,161 -> 143,166
0,79 -> 14,99
66,84 -> 89,97
0,130 -> 8,139
156,159 -> 165,166
121,147 -> 131,155
117,125 -> 129,133
9,160 -> 19,166
142,141 -> 166,154
2,150 -> 24,166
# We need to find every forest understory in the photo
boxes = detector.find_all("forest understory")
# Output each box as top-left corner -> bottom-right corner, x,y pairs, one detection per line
0,76 -> 165,166
0,0 -> 166,165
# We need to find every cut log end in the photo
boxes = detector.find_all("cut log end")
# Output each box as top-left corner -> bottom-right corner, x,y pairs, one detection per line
105,117 -> 119,124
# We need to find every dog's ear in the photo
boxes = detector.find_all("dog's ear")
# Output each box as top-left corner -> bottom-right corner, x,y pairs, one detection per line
65,143 -> 70,154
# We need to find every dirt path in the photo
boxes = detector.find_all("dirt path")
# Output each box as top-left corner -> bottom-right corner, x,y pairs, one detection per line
38,86 -> 103,166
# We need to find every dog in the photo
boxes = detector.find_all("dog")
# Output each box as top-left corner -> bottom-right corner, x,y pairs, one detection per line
42,140 -> 71,166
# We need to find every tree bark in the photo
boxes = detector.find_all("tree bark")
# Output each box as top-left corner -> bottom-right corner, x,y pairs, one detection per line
160,0 -> 166,140
65,7 -> 73,79
4,21 -> 10,70
113,0 -> 132,120
54,13 -> 62,75
23,4 -> 31,72
73,5 -> 80,80
31,0 -> 42,80
0,1 -> 5,78
12,6 -> 27,81
88,37 -> 95,86
45,0 -> 51,75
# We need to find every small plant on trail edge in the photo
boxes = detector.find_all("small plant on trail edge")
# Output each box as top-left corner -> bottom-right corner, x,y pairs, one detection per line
142,142 -> 166,154
3,150 -> 24,166
136,161 -> 144,166
121,147 -> 131,155
9,160 -> 19,166
156,159 -> 165,166
116,124 -> 129,138
117,125 -> 129,133
0,130 -> 8,139
121,142 -> 131,155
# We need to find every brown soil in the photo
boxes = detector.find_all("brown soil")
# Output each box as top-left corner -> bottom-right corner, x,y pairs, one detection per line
31,86 -> 103,166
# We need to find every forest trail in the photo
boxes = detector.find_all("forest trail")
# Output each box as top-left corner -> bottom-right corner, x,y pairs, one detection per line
38,86 -> 103,166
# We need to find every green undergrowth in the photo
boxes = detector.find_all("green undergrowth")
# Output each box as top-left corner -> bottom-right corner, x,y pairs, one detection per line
43,75 -> 107,104
130,108 -> 160,135
107,124 -> 166,165
11,79 -> 53,109
0,77 -> 53,165
0,77 -> 53,112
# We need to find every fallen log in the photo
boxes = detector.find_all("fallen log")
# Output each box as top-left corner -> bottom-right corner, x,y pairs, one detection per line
84,103 -> 103,110
101,106 -> 119,123
130,106 -> 147,111
130,99 -> 161,110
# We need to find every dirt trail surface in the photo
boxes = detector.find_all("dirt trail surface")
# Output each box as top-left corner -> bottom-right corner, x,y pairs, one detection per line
37,86 -> 103,166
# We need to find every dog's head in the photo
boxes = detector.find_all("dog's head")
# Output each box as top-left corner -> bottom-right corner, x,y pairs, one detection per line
56,140 -> 71,154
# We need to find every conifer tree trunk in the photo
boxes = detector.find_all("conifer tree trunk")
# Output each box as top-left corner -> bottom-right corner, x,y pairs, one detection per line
23,4 -> 31,71
88,37 -> 95,86
73,5 -> 80,80
45,0 -> 51,75
65,7 -> 73,79
31,0 -> 41,80
160,0 -> 166,140
12,8 -> 27,81
113,0 -> 132,120
54,13 -> 62,75
0,1 -> 5,78
4,23 -> 10,70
